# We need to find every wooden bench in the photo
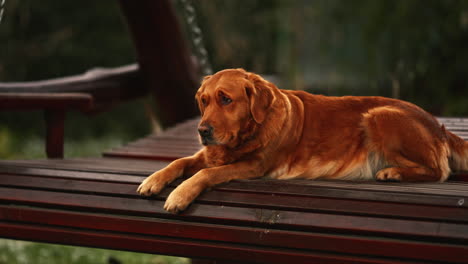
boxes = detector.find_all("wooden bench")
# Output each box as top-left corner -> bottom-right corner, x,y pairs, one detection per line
1,117 -> 468,264
1,0 -> 467,262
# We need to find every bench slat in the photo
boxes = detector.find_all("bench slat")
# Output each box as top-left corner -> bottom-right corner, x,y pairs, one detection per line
1,173 -> 468,239
0,206 -> 465,264
103,117 -> 468,160
1,163 -> 467,204
1,162 -> 467,204
2,173 -> 468,224
1,159 -> 467,192
0,158 -> 165,175
0,221 -> 427,264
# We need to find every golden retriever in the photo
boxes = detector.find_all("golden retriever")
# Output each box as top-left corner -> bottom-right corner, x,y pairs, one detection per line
138,68 -> 468,213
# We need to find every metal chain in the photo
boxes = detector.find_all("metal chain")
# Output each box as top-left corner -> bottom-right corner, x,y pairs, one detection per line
178,0 -> 213,75
0,0 -> 5,24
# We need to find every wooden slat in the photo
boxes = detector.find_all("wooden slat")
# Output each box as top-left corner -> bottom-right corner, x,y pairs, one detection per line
103,148 -> 196,161
0,221 -> 426,264
125,137 -> 201,150
0,161 -> 467,204
1,173 -> 467,222
155,117 -> 199,138
0,206 -> 465,264
0,64 -> 145,107
6,158 -> 468,185
0,92 -> 94,111
0,181 -> 467,263
0,191 -> 467,258
103,118 -> 199,159
437,117 -> 468,124
1,169 -> 468,231
0,158 -> 166,175
103,117 -> 468,160
0,158 -> 467,200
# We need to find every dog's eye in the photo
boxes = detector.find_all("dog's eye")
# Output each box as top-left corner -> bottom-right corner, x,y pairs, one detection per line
201,97 -> 207,106
220,93 -> 232,105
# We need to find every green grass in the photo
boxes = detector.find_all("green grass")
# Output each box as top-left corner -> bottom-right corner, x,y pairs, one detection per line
0,239 -> 190,264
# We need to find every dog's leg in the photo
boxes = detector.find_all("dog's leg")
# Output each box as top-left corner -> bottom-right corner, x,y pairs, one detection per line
164,160 -> 264,213
137,151 -> 206,196
375,158 -> 440,182
363,106 -> 450,182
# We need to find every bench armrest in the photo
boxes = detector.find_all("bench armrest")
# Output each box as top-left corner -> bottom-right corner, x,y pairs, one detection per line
0,64 -> 146,158
0,64 -> 145,110
0,92 -> 93,111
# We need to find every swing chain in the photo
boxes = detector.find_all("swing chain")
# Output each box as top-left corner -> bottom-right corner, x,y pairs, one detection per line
178,0 -> 213,75
0,0 -> 5,24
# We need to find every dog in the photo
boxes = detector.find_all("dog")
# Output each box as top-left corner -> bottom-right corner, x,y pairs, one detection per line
137,68 -> 468,213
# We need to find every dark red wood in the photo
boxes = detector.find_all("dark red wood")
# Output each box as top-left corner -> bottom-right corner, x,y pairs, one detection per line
1,222 -> 425,264
0,65 -> 148,158
450,172 -> 468,182
0,166 -> 147,182
126,137 -> 202,149
0,92 -> 93,111
0,157 -> 167,175
104,117 -> 468,162
103,149 -> 194,161
1,173 -> 467,224
118,0 -> 199,127
0,206 -> 465,263
191,260 -> 244,264
1,157 -> 467,192
1,162 -> 467,205
0,64 -> 144,109
224,179 -> 468,199
44,110 -> 66,158
1,186 -> 467,243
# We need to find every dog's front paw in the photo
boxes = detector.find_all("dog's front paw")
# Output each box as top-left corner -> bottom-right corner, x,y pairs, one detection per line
137,171 -> 167,196
376,167 -> 402,182
164,192 -> 191,213
164,181 -> 202,213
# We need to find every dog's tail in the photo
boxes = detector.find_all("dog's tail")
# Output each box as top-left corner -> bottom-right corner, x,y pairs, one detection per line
446,128 -> 468,172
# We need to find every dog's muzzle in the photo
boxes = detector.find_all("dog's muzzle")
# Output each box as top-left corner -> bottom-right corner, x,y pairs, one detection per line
198,124 -> 215,145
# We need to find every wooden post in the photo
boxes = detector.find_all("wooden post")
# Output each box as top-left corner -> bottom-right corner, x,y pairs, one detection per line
44,110 -> 65,158
119,0 -> 199,128
191,259 -> 250,264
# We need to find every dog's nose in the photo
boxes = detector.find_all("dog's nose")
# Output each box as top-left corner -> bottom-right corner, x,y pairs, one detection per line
198,124 -> 213,138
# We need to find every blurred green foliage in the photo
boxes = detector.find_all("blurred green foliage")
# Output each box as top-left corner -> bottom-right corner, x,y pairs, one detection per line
0,0 -> 134,81
0,1 -> 465,152
0,0 -> 150,159
0,239 -> 189,264
194,0 -> 468,115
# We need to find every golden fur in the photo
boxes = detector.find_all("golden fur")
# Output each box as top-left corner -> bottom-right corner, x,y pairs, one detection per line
138,69 -> 468,213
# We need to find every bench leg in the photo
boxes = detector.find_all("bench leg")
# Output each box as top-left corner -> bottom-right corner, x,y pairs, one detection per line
191,260 -> 215,264
191,259 -> 253,264
44,110 -> 65,158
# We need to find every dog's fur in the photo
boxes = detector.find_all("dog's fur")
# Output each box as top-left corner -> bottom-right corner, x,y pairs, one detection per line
138,69 -> 468,213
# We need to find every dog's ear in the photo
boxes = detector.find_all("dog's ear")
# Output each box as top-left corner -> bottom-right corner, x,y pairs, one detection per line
245,73 -> 276,124
195,91 -> 205,116
195,75 -> 212,116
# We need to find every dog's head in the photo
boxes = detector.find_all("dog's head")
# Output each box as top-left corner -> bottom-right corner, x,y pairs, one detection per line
195,69 -> 277,147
